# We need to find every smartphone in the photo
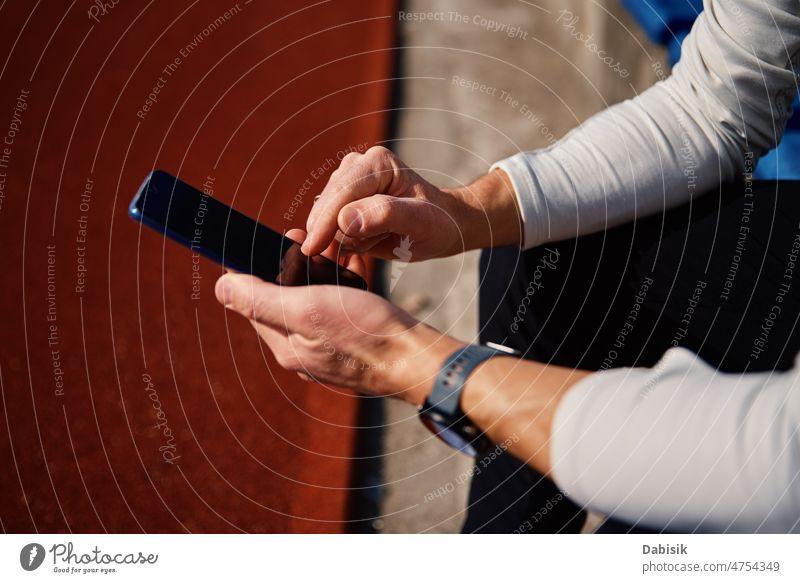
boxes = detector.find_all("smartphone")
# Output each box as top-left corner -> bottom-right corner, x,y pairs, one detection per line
128,170 -> 367,290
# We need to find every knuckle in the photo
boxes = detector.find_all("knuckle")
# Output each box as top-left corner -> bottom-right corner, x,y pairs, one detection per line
330,167 -> 349,180
366,200 -> 391,224
249,295 -> 268,322
346,239 -> 371,254
240,296 -> 259,321
367,145 -> 392,163
273,350 -> 295,370
273,354 -> 289,369
332,182 -> 349,197
340,152 -> 361,166
337,234 -> 359,249
251,295 -> 283,330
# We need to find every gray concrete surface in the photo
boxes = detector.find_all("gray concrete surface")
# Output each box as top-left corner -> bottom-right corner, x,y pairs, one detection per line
378,0 -> 666,533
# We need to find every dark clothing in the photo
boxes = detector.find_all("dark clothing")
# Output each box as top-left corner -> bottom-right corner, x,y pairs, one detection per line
463,180 -> 800,533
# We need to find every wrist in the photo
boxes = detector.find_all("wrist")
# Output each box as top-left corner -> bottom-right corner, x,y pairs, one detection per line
460,357 -> 591,476
389,325 -> 465,406
443,169 -> 522,251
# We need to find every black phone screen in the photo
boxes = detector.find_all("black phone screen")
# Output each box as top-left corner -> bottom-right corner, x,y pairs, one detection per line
128,170 -> 367,290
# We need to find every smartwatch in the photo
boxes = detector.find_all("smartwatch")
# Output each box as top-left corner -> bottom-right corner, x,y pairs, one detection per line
418,342 -> 518,457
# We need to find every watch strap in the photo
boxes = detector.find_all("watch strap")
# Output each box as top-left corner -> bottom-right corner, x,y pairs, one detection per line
427,344 -> 508,419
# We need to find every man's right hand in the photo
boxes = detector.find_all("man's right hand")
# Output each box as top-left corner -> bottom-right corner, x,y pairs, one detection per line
301,145 -> 522,261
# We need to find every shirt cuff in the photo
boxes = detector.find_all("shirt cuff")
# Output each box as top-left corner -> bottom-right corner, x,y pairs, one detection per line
548,347 -> 701,524
490,153 -> 547,250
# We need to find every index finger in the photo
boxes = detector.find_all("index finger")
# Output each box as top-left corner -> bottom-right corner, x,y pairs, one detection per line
287,227 -> 346,266
302,147 -> 396,256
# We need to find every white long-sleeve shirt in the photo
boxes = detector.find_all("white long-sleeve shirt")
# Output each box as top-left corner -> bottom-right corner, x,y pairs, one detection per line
492,0 -> 800,532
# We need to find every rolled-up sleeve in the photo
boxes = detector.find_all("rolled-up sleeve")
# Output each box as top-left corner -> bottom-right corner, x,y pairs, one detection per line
493,0 -> 800,249
551,348 -> 800,532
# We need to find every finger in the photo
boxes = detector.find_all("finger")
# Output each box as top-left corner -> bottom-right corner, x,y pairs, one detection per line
306,150 -> 372,231
323,235 -> 345,264
215,273 -> 308,332
349,235 -> 408,261
342,253 -> 368,280
303,146 -> 398,256
251,318 -> 287,346
338,195 -> 425,241
343,234 -> 417,261
314,238 -> 368,280
337,233 -> 390,255
337,151 -> 362,173
288,229 -> 353,269
250,319 -> 305,372
306,152 -> 362,213
285,228 -> 306,245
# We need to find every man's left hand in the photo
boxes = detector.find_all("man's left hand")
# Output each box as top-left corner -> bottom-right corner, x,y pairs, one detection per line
214,271 -> 462,405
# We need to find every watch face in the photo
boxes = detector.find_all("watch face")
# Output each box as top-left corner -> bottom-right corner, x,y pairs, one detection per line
419,414 -> 479,457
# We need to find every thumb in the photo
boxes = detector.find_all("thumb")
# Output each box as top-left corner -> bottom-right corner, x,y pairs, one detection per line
215,273 -> 303,330
338,195 -> 426,240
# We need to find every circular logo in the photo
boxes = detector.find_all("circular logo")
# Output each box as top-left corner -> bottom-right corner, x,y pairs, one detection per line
19,543 -> 46,571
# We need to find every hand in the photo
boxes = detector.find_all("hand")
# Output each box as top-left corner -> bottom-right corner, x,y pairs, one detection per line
214,271 -> 464,405
215,262 -> 590,476
302,145 -> 522,260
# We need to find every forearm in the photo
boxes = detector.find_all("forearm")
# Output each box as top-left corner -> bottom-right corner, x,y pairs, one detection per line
551,348 -> 800,532
393,324 -> 588,476
496,0 -> 800,249
458,355 -> 590,476
421,340 -> 800,533
444,169 -> 523,251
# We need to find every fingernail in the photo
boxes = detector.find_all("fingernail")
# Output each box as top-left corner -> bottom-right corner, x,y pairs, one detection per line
300,240 -> 311,255
343,208 -> 362,233
215,277 -> 233,307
